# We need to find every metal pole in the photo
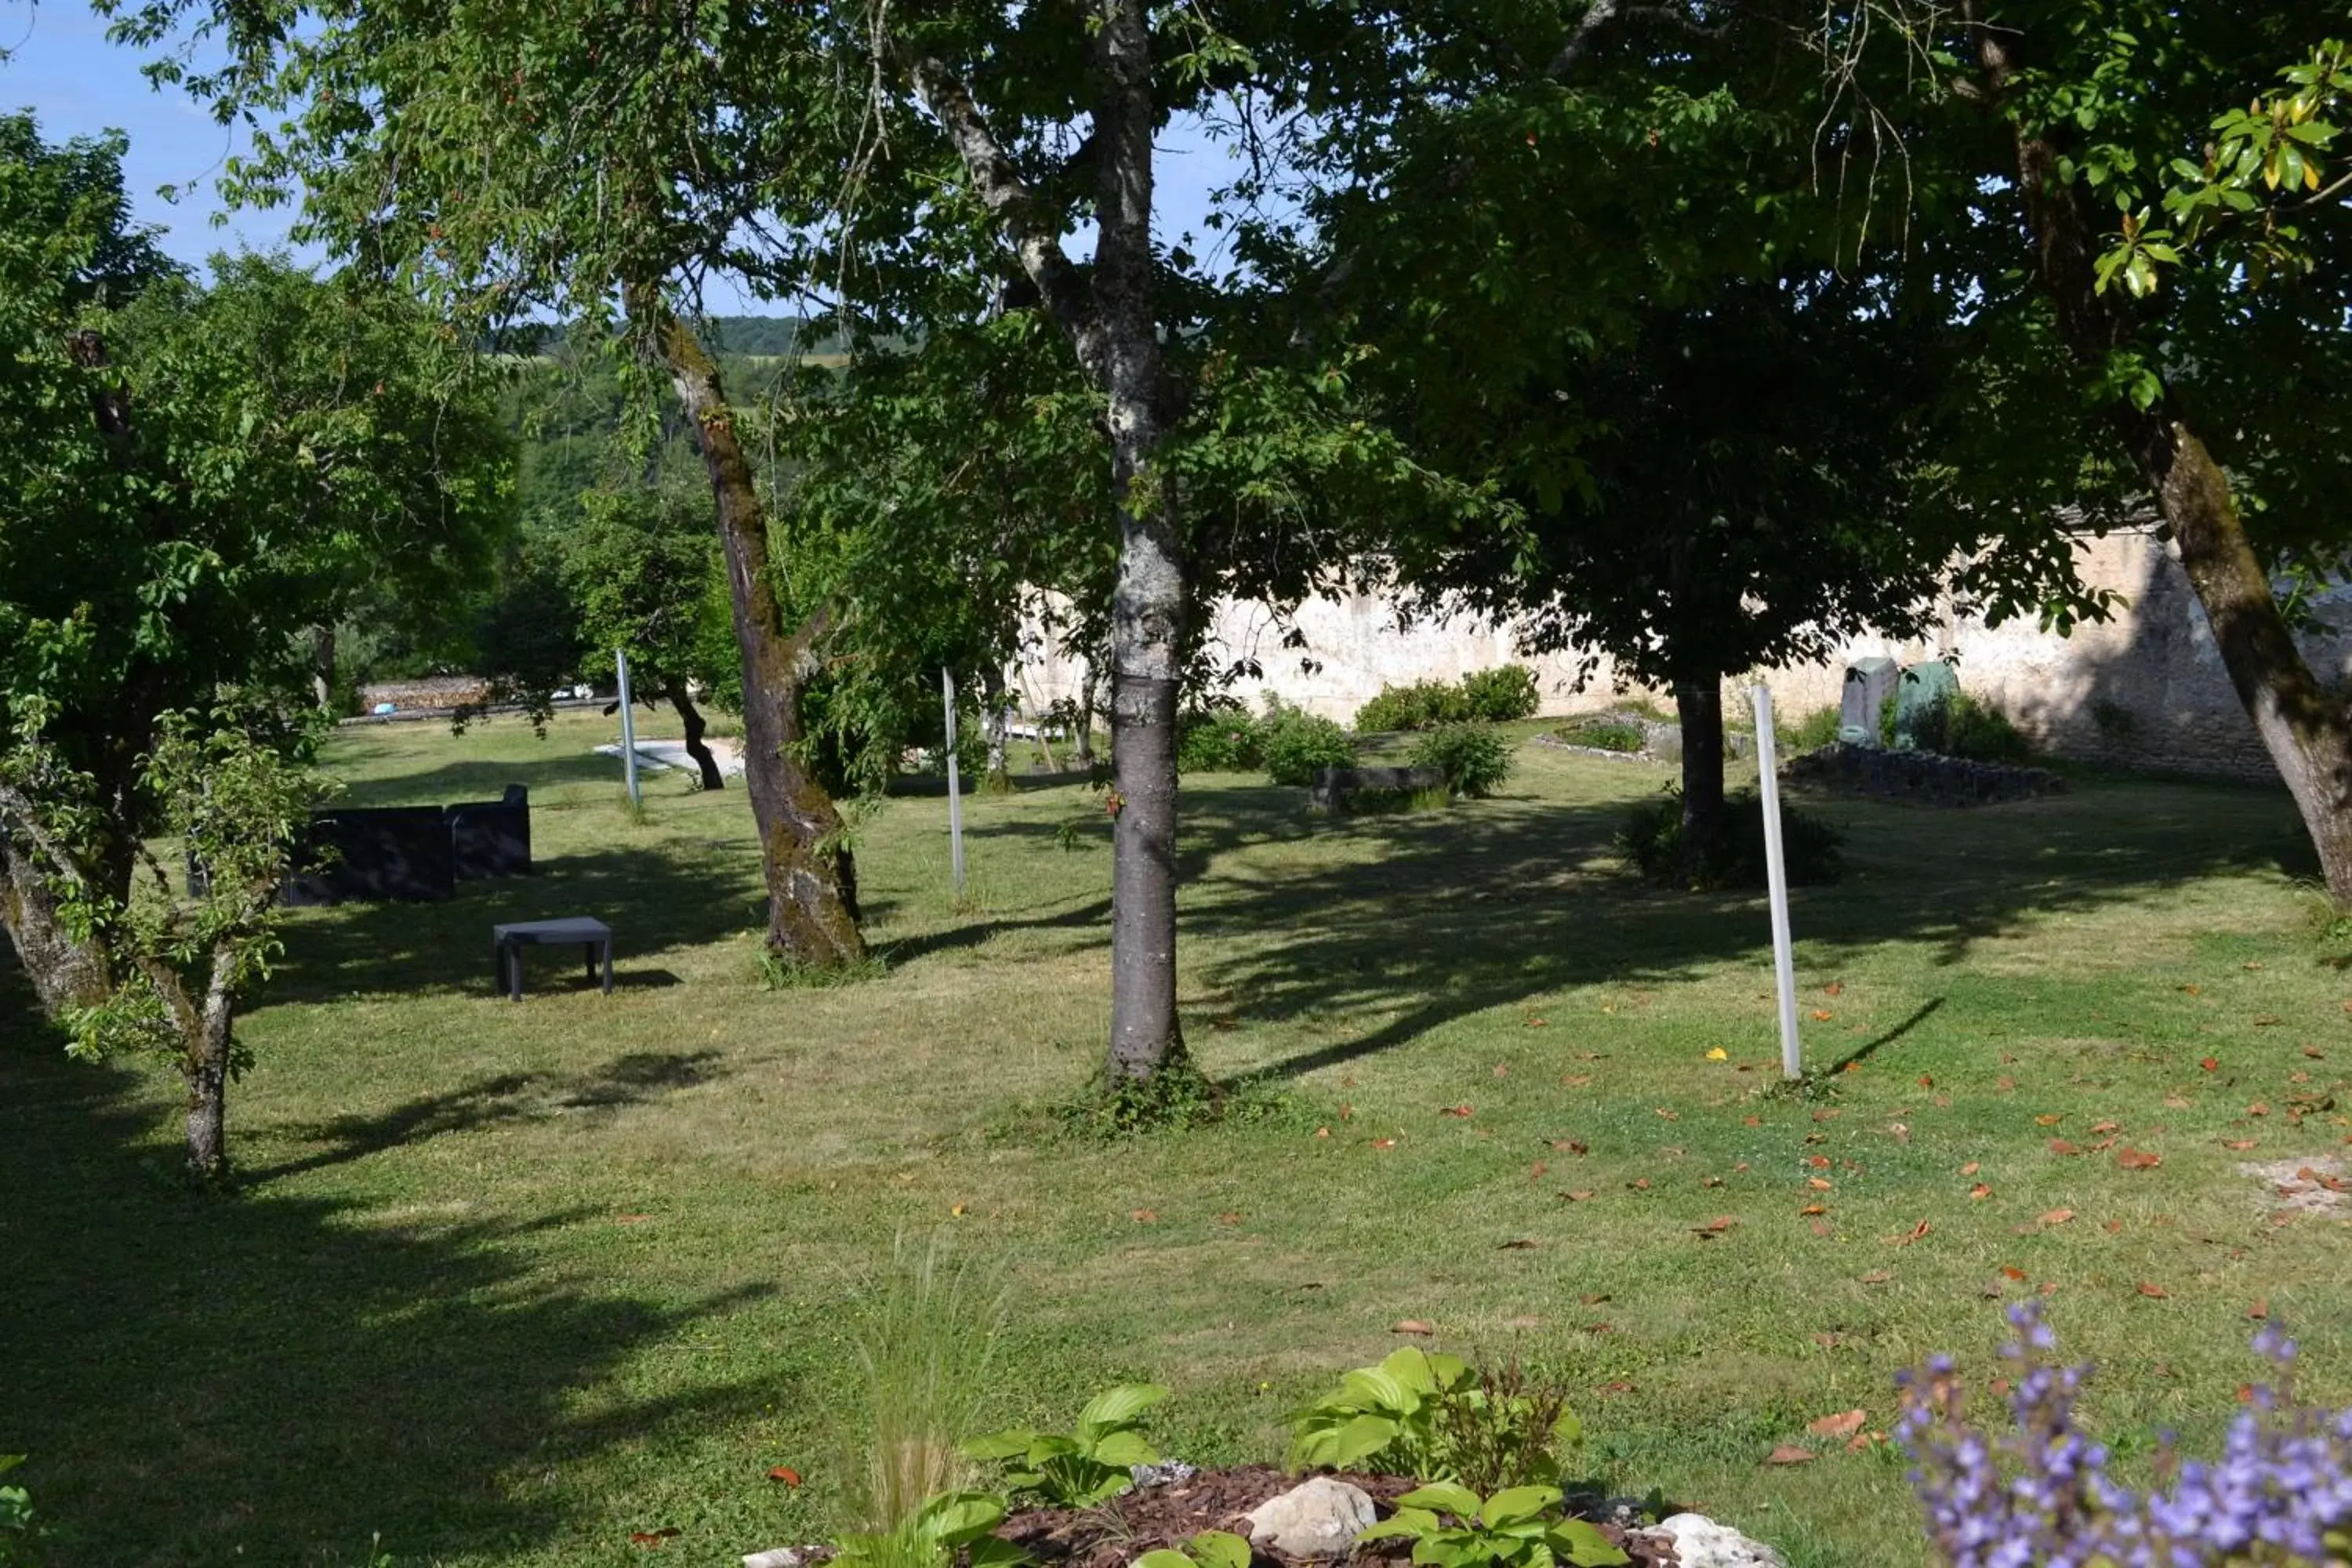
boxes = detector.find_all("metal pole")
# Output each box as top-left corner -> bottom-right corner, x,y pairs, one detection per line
942,666 -> 966,899
1751,684 -> 1802,1080
615,648 -> 642,809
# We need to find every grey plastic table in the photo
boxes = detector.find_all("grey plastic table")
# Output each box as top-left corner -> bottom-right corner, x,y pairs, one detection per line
492,917 -> 612,1000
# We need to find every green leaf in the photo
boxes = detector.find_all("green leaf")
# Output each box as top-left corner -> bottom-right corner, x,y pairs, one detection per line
969,1537 -> 1033,1568
963,1428 -> 1038,1461
1329,1413 -> 1402,1465
1134,1552 -> 1196,1568
1550,1408 -> 1584,1449
1077,1382 -> 1170,1434
1483,1487 -> 1563,1527
1087,1429 -> 1160,1468
1379,1348 -> 1439,1393
916,1491 -> 1007,1548
1190,1530 -> 1254,1568
1397,1483 -> 1484,1519
1359,1509 -> 1441,1544
1550,1519 -> 1630,1568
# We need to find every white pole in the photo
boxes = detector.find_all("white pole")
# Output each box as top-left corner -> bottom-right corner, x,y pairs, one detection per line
942,667 -> 966,899
1750,684 -> 1802,1080
615,648 -> 642,809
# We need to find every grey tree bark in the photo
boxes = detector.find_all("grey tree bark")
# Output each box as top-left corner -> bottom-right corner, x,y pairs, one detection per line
915,3 -> 1189,1077
668,688 -> 725,791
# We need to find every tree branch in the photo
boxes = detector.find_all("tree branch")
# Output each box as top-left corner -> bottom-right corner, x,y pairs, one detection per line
909,54 -> 1103,369
1546,0 -> 1624,79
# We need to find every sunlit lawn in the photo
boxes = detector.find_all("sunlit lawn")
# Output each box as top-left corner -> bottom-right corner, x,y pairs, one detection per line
6,710 -> 2350,1568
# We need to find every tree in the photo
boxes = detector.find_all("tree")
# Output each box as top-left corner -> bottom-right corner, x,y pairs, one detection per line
0,713 -> 327,1185
107,0 -> 877,963
0,113 -> 512,1016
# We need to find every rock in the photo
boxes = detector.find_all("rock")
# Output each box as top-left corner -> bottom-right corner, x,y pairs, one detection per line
1243,1477 -> 1377,1560
1132,1459 -> 1202,1489
742,1548 -> 824,1568
1642,1512 -> 1787,1568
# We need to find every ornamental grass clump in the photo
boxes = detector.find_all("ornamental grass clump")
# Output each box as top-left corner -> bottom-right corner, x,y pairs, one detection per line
1900,1302 -> 2352,1566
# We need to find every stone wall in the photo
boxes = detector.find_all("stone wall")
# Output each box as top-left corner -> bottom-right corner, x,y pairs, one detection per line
1011,529 -> 2352,785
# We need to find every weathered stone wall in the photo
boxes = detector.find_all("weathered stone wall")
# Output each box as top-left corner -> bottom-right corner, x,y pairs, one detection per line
1013,529 -> 2352,784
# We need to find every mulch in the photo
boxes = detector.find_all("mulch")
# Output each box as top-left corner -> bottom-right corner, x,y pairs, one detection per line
996,1465 -> 1679,1568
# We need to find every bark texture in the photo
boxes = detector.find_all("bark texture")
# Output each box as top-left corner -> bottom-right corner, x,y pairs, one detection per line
1969,11 -> 2352,902
1674,677 -> 1727,880
981,663 -> 1011,789
641,300 -> 864,962
168,947 -> 238,1186
669,688 -> 725,791
915,4 -> 1189,1078
0,833 -> 111,1014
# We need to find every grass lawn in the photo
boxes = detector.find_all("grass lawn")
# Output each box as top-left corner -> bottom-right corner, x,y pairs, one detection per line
7,712 -> 2352,1568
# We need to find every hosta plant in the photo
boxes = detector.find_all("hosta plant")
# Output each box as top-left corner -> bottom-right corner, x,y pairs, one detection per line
831,1490 -> 1027,1568
1290,1350 -> 1581,1493
1356,1483 -> 1628,1568
964,1383 -> 1169,1508
1134,1530 -> 1253,1568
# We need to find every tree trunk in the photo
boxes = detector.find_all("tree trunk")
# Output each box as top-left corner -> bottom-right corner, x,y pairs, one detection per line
669,688 -> 724,791
981,663 -> 1011,789
183,957 -> 236,1186
0,833 -> 111,1017
310,624 -> 337,712
1967,9 -> 2352,902
1075,661 -> 1098,767
1673,677 -> 1727,881
638,299 -> 864,963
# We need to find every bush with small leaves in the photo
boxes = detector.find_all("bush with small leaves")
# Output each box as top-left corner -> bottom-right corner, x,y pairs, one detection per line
1410,724 -> 1515,797
1175,704 -> 1263,773
1616,789 -> 1843,890
1357,1483 -> 1628,1568
1356,679 -> 1472,735
1461,666 -> 1541,723
964,1384 -> 1168,1508
1291,1349 -> 1582,1495
1261,701 -> 1357,787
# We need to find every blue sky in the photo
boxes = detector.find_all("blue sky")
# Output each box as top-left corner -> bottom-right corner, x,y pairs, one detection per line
0,0 -> 1251,308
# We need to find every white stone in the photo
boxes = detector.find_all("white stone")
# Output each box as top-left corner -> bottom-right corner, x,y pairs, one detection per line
742,1548 -> 819,1568
1642,1512 -> 1787,1568
1243,1477 -> 1378,1560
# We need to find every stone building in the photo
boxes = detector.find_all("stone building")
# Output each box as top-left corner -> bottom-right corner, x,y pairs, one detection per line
1014,528 -> 2352,784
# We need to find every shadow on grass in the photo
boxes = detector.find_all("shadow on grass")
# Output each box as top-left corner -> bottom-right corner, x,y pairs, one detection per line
1164,773 -> 2307,1080
329,750 -> 626,811
267,844 -> 764,1004
0,1031 -> 771,1566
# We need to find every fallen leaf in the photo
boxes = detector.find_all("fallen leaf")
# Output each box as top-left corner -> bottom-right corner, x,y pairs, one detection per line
2223,1138 -> 2258,1151
768,1467 -> 802,1486
1581,1292 -> 1613,1305
2256,1014 -> 2283,1027
1693,1215 -> 1737,1236
1439,1105 -> 1475,1118
2182,984 -> 2203,996
949,1203 -> 967,1217
2002,1265 -> 2029,1281
1529,1161 -> 1548,1181
1962,1160 -> 1982,1174
1813,1109 -> 1843,1122
1393,1319 -> 1436,1335
2117,1148 -> 2162,1171
1560,1075 -> 1593,1088
1800,1203 -> 1828,1215
1703,1174 -> 1726,1188
1918,1074 -> 1936,1088
2201,1057 -> 2221,1073
1860,1269 -> 1893,1284
1889,1219 -> 1931,1247
1526,1017 -> 1549,1028
1595,1381 -> 1635,1397
1218,1210 -> 1242,1225
1551,1138 -> 1590,1155
2249,1102 -> 2272,1118
1970,1184 -> 1994,1200
2309,1047 -> 2330,1061
2138,1282 -> 2169,1299
1629,1177 -> 1652,1190
1765,1444 -> 1817,1465
1131,1209 -> 1158,1223
1494,1062 -> 1510,1077
1706,1047 -> 1729,1061
1807,1409 -> 1867,1439
2251,1298 -> 2270,1319
1563,1189 -> 1597,1202
2165,1095 -> 2193,1109
1812,1010 -> 1835,1022
1655,1107 -> 1680,1121
1807,1154 -> 1833,1168
2091,1120 -> 2121,1134
1498,1239 -> 1539,1250
1846,1430 -> 1879,1454
1744,1114 -> 1763,1126
630,1530 -> 681,1547
2038,1207 -> 2075,1226
2034,1115 -> 2063,1127
1811,1218 -> 1834,1236
1998,1076 -> 2018,1092
2106,1219 -> 2125,1233
1314,1127 -> 1331,1138
1371,1138 -> 1399,1149
2049,1138 -> 2083,1156
1824,982 -> 1846,996
1808,1177 -> 1834,1191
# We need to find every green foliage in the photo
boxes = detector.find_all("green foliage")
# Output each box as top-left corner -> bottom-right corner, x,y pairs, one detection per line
1176,703 -> 1265,774
964,1384 -> 1169,1508
832,1491 -> 1027,1568
1777,708 -> 1844,755
1356,680 -> 1472,735
1261,701 -> 1357,788
1410,724 -> 1515,798
1356,1483 -> 1629,1568
851,1236 -> 1009,1538
0,1454 -> 39,1564
1901,692 -> 2037,764
1554,717 -> 1646,754
1617,789 -> 1845,891
1289,1350 -> 1583,1494
1133,1531 -> 1253,1568
1461,666 -> 1541,723
1045,1059 -> 1302,1140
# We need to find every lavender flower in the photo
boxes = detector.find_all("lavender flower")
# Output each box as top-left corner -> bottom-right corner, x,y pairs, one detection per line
1901,1303 -> 2352,1566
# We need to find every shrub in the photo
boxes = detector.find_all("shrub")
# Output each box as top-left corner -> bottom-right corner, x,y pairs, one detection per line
1290,1348 -> 1584,1495
1357,1483 -> 1629,1568
1175,703 -> 1263,773
1902,690 -> 2035,763
1903,1304 -> 2352,1568
1261,699 -> 1356,786
1616,788 -> 1844,890
1356,678 -> 1471,735
1555,716 -> 1646,754
1461,665 -> 1541,722
964,1383 -> 1168,1508
1411,723 -> 1515,797
1777,706 -> 1843,754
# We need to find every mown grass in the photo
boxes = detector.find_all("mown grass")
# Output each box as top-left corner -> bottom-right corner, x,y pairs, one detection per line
5,712 -> 2350,1568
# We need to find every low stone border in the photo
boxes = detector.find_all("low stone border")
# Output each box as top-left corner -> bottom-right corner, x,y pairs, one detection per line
1784,742 -> 2067,807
